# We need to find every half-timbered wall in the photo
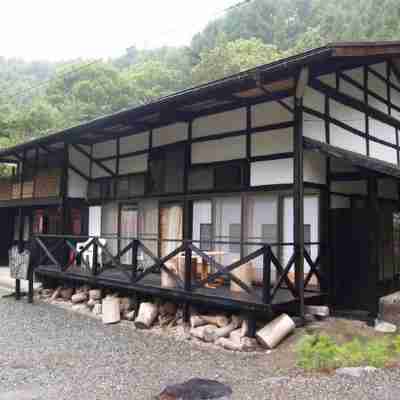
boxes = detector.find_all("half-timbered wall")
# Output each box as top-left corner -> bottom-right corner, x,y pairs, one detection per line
304,60 -> 400,166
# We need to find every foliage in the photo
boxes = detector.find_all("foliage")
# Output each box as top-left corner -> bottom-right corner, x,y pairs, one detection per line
296,334 -> 393,371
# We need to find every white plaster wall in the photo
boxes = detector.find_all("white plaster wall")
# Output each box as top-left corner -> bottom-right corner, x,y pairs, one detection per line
119,154 -> 148,175
68,170 -> 88,198
340,79 -> 364,102
119,132 -> 149,154
318,73 -> 336,88
89,206 -> 102,237
252,100 -> 293,127
250,158 -> 293,186
92,159 -> 116,179
369,118 -> 396,144
378,178 -> 399,200
369,141 -> 398,165
303,112 -> 325,142
370,62 -> 387,77
330,99 -> 365,132
69,146 -> 90,175
342,67 -> 363,86
303,86 -> 325,113
251,128 -> 293,157
192,108 -> 246,138
331,180 -> 367,195
304,151 -> 326,184
368,95 -> 388,114
93,140 -> 117,158
191,135 -> 246,164
153,122 -> 188,147
330,125 -> 366,155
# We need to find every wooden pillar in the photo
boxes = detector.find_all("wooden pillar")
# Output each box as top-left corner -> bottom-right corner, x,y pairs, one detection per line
60,143 -> 69,234
367,175 -> 380,318
294,96 -> 305,318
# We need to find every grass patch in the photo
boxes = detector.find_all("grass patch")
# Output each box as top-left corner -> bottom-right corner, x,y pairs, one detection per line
296,334 -> 394,370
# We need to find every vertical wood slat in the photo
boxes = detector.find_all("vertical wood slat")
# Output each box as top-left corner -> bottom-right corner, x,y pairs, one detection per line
262,246 -> 272,304
294,94 -> 305,318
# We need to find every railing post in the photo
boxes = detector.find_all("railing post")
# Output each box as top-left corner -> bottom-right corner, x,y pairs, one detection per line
92,239 -> 99,276
131,239 -> 138,282
262,246 -> 272,304
184,242 -> 192,292
15,279 -> 21,300
183,242 -> 192,326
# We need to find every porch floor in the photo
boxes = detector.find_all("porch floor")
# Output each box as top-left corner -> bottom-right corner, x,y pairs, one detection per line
35,264 -> 323,315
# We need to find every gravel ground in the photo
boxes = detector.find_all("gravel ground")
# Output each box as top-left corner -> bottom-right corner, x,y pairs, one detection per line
1,289 -> 400,400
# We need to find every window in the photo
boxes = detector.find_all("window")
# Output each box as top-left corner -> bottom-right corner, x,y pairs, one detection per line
261,224 -> 278,245
304,224 -> 311,255
229,223 -> 241,253
200,223 -> 213,251
188,167 -> 214,191
148,145 -> 185,194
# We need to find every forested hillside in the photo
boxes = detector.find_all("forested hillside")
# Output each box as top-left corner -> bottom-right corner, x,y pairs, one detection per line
1,0 -> 400,147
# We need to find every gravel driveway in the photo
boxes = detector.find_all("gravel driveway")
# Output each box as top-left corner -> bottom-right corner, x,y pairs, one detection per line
1,289 -> 400,400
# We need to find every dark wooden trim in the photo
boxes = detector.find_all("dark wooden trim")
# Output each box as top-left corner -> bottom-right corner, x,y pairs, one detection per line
294,96 -> 305,318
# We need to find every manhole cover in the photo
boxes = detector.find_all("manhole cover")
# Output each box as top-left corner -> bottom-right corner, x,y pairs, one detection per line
157,378 -> 232,400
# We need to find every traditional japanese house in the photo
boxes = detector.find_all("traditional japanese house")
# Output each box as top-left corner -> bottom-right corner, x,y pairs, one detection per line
2,42 -> 400,326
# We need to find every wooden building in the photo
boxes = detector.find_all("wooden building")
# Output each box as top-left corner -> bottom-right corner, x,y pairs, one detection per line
2,41 -> 400,325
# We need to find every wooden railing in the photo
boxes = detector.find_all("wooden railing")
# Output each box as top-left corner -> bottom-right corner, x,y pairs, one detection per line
29,234 -> 324,310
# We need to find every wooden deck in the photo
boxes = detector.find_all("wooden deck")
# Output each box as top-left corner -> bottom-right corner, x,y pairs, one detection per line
35,264 -> 324,316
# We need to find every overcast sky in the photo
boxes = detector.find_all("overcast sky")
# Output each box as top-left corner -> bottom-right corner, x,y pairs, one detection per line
1,0 -> 240,61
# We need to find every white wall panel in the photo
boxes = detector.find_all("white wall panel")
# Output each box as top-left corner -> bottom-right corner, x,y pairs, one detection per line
369,118 -> 396,144
370,62 -> 387,77
93,140 -> 117,158
368,71 -> 387,99
330,125 -> 366,155
303,113 -> 325,142
92,160 -> 116,179
304,151 -> 326,184
391,88 -> 400,113
343,67 -> 363,86
318,73 -> 336,87
68,170 -> 88,198
153,122 -> 188,147
119,154 -> 148,174
252,100 -> 293,127
69,146 -> 90,176
330,99 -> 365,132
192,108 -> 246,138
191,135 -> 246,164
331,180 -> 367,195
251,128 -> 293,157
120,132 -> 149,154
340,79 -> 364,101
303,86 -> 325,113
250,158 -> 293,186
369,141 -> 398,164
368,95 -> 388,113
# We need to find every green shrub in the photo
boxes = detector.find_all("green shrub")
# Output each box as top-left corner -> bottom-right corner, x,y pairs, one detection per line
363,339 -> 390,368
393,335 -> 400,354
296,334 -> 340,370
297,335 -> 392,370
337,339 -> 365,366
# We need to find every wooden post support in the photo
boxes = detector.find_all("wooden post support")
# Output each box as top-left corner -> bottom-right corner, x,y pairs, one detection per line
294,95 -> 305,319
262,246 -> 272,304
367,175 -> 380,318
92,240 -> 99,276
15,279 -> 21,300
131,239 -> 139,282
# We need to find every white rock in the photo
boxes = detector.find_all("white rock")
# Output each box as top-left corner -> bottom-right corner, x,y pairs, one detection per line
336,366 -> 377,377
374,320 -> 397,333
304,305 -> 330,318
